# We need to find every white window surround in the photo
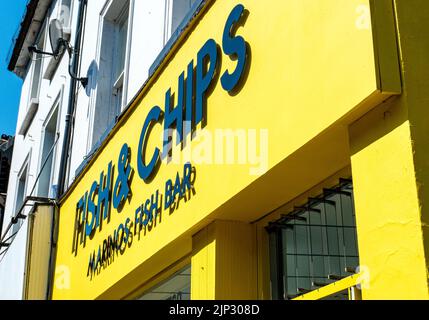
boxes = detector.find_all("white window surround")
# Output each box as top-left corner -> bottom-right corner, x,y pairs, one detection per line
12,153 -> 31,235
87,0 -> 134,152
36,88 -> 63,199
163,0 -> 197,45
112,6 -> 129,114
43,0 -> 74,80
28,21 -> 48,110
20,17 -> 49,136
58,0 -> 74,33
28,55 -> 42,107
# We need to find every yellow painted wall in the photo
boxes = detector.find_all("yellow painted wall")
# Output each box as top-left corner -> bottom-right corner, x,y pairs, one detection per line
394,0 -> 429,293
350,98 -> 429,299
191,220 -> 257,300
52,0 -> 399,300
347,0 -> 429,299
191,224 -> 216,300
24,205 -> 54,300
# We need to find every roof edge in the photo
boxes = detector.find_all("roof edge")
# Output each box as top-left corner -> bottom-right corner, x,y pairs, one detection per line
7,0 -> 40,75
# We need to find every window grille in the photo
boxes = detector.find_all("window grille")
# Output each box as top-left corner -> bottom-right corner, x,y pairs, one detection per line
267,178 -> 359,300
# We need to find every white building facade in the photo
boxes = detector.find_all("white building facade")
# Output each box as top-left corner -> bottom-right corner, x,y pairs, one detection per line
0,0 -> 197,300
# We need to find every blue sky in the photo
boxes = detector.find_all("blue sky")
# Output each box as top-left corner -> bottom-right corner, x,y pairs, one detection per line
0,0 -> 28,136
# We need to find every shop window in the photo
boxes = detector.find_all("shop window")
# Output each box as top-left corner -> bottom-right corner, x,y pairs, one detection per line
138,265 -> 191,300
267,179 -> 359,300
164,0 -> 197,44
91,0 -> 132,149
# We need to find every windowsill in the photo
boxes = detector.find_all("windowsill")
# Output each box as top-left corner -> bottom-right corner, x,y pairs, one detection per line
18,98 -> 39,136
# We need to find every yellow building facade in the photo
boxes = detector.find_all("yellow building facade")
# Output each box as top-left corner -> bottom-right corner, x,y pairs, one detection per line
49,0 -> 429,300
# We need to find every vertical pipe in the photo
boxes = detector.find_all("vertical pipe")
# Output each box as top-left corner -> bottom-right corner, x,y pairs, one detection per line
56,0 -> 87,198
46,0 -> 88,300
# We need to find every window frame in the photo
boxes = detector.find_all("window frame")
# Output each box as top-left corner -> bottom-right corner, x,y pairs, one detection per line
12,153 -> 32,235
267,179 -> 360,300
57,0 -> 74,33
163,0 -> 197,45
138,264 -> 191,300
36,88 -> 63,199
27,20 -> 48,111
111,3 -> 129,115
88,0 -> 134,152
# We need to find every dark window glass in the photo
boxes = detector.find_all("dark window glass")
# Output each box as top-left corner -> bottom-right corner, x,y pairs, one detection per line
268,179 -> 359,300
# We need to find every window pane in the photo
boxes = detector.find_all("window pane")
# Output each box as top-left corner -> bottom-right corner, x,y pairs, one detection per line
171,0 -> 196,35
30,55 -> 42,100
327,226 -> 339,255
344,228 -> 358,256
313,256 -> 325,278
114,15 -> 128,82
341,195 -> 355,227
60,0 -> 72,28
114,85 -> 123,116
138,265 -> 191,300
38,107 -> 59,198
310,225 -> 323,255
13,167 -> 28,235
285,253 -> 296,277
282,227 -> 295,255
30,26 -> 46,101
93,1 -> 130,148
286,276 -> 297,298
268,181 -> 359,300
329,256 -> 341,276
296,276 -> 311,293
295,225 -> 308,255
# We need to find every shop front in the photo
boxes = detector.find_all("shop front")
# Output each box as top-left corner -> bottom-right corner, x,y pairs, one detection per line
50,0 -> 429,300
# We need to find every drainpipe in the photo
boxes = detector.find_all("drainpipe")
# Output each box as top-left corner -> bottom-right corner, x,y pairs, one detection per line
46,0 -> 87,300
57,0 -> 87,198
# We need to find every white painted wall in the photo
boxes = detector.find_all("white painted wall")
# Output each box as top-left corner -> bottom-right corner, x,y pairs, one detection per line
0,220 -> 28,299
0,0 -> 193,300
